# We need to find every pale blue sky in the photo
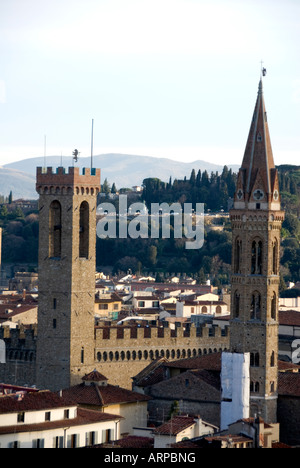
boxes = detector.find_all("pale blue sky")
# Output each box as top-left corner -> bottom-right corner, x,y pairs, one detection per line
0,0 -> 299,167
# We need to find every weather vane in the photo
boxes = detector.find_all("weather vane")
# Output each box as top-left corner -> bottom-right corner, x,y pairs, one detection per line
260,60 -> 267,77
72,149 -> 80,163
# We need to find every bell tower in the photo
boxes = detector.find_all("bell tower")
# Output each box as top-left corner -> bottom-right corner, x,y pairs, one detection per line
36,166 -> 101,391
230,79 -> 284,423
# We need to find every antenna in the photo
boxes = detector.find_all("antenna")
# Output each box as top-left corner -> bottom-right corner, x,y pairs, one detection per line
91,119 -> 94,170
43,135 -> 47,172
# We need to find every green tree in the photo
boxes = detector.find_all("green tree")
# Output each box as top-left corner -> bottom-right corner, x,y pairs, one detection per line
0,205 -> 8,219
147,245 -> 157,267
102,178 -> 111,196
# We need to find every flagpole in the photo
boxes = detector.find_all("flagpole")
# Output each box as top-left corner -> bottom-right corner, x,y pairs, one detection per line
91,119 -> 94,170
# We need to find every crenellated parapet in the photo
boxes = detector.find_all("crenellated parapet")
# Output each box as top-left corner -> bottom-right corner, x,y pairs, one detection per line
94,322 -> 229,387
0,325 -> 37,362
36,166 -> 101,196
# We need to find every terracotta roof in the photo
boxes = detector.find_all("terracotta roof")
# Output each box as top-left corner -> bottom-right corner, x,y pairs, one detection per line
278,372 -> 300,397
101,436 -> 154,449
279,310 -> 300,326
82,370 -> 108,382
0,304 -> 37,319
133,358 -> 169,387
205,434 -> 252,444
0,390 -> 75,414
165,351 -> 222,371
278,360 -> 300,372
61,383 -> 151,407
153,415 -> 196,436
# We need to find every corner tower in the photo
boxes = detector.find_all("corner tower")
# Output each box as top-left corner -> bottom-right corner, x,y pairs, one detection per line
230,79 -> 284,423
36,166 -> 101,391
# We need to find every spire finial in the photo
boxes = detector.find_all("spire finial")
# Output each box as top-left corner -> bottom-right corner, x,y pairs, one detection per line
260,60 -> 267,78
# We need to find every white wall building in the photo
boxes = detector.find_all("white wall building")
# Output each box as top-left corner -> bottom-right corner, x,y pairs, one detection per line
0,390 -> 121,448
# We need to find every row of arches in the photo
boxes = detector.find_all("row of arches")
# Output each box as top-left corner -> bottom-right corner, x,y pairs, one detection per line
96,346 -> 227,363
250,351 -> 276,368
7,350 -> 36,362
38,185 -> 99,196
233,237 -> 279,275
49,200 -> 89,259
250,380 -> 276,394
233,290 -> 277,321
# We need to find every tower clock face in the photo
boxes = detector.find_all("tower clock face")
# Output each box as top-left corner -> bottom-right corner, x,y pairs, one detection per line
237,189 -> 244,200
273,190 -> 279,201
253,189 -> 264,201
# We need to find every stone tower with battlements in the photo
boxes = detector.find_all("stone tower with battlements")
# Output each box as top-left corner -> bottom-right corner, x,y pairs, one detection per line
230,79 -> 284,423
35,166 -> 101,392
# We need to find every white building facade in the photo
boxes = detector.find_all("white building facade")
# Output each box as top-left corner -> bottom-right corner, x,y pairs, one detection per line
0,391 -> 121,448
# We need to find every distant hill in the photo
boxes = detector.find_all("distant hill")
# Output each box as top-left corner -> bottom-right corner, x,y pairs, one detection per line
0,167 -> 36,199
2,153 -> 240,199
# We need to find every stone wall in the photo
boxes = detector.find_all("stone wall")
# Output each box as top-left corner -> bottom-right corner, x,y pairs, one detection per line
0,322 -> 229,391
0,325 -> 37,387
94,322 -> 229,389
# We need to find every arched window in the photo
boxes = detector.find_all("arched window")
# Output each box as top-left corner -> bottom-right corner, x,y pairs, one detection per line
272,239 -> 279,275
250,292 -> 261,320
79,201 -> 89,258
271,292 -> 277,320
270,351 -> 275,367
251,240 -> 263,275
234,239 -> 242,273
49,200 -> 62,258
233,291 -> 240,318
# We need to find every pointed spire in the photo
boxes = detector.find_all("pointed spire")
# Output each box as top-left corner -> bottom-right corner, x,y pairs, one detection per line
234,78 -> 280,209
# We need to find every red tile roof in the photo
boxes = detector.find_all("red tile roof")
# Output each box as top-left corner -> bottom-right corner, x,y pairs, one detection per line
279,310 -> 300,326
82,370 -> 108,382
61,383 -> 151,407
0,390 -> 75,414
153,415 -> 196,436
165,351 -> 222,371
278,372 -> 300,397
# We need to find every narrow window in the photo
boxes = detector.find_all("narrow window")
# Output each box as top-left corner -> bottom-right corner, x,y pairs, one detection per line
271,292 -> 277,320
251,240 -> 263,275
79,201 -> 89,259
272,239 -> 278,275
49,201 -> 62,258
17,412 -> 25,423
270,351 -> 275,367
257,241 -> 263,274
234,239 -> 242,273
250,292 -> 261,320
234,291 -> 240,318
81,347 -> 84,364
270,381 -> 275,393
250,352 -> 260,367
